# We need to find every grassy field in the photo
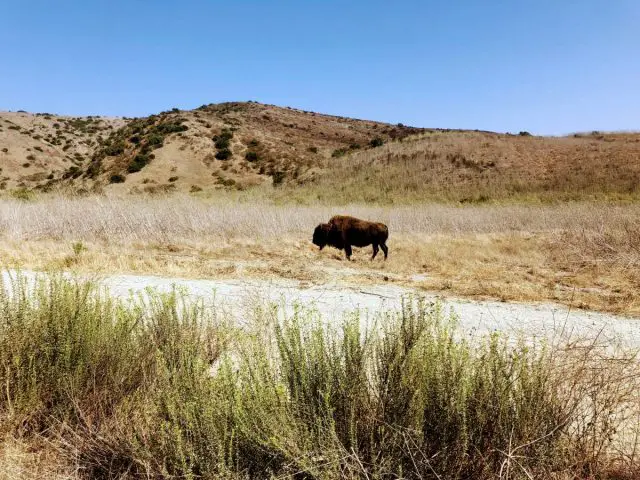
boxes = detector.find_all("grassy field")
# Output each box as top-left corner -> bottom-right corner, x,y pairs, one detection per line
0,194 -> 639,315
0,273 -> 638,479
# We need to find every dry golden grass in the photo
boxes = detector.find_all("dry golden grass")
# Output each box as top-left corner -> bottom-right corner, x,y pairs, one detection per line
1,195 -> 639,315
279,129 -> 640,204
0,435 -> 74,480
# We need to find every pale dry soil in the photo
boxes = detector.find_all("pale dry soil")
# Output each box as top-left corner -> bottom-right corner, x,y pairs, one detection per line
5,267 -> 640,352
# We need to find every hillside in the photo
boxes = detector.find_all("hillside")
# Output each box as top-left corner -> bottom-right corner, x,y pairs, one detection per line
0,102 -> 421,195
1,102 -> 640,202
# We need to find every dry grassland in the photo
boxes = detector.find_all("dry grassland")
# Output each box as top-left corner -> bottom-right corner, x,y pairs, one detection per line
3,104 -> 639,202
1,195 -> 639,315
277,130 -> 640,204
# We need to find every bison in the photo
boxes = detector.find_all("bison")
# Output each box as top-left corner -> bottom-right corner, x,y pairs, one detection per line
312,215 -> 389,260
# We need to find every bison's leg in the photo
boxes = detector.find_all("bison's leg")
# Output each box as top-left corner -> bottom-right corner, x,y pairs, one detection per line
380,242 -> 388,260
371,243 -> 379,260
344,244 -> 353,260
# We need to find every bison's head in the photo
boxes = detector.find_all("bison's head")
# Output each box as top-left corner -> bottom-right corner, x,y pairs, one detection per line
312,223 -> 331,250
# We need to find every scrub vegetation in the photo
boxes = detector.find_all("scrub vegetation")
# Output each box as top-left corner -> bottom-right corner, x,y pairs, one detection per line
0,273 -> 638,478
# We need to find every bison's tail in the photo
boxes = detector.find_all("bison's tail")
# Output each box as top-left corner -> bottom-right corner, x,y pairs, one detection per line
380,224 -> 389,242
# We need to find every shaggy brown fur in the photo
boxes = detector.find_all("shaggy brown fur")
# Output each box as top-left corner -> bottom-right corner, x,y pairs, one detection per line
313,215 -> 389,260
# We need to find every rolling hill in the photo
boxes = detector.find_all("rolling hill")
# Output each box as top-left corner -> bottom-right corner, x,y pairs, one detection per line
1,101 -> 639,202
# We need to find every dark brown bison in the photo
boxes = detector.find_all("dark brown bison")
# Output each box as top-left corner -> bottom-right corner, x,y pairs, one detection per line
312,215 -> 389,260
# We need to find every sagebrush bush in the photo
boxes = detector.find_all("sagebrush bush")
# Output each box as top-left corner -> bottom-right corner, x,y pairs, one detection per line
0,274 -> 637,478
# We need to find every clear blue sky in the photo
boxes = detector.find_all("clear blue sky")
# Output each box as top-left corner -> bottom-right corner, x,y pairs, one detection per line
1,1 -> 638,135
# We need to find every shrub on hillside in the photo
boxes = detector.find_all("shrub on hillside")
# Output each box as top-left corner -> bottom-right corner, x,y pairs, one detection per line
104,140 -> 126,156
245,151 -> 258,162
215,149 -> 232,160
332,148 -> 348,158
213,129 -> 234,150
147,134 -> 164,148
215,137 -> 230,149
127,153 -> 152,173
109,174 -> 126,184
272,170 -> 286,186
370,137 -> 384,147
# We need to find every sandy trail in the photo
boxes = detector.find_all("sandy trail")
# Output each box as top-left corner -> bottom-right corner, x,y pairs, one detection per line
6,270 -> 639,350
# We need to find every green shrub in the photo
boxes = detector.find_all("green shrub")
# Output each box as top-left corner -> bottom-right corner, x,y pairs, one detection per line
153,121 -> 188,135
103,140 -> 126,156
109,174 -> 126,183
62,165 -> 82,179
370,137 -> 384,147
331,148 -> 348,158
245,151 -> 258,162
307,146 -> 318,153
147,133 -> 164,148
0,274 -> 635,479
10,188 -> 34,201
127,154 -> 152,173
214,137 -> 230,149
213,129 -> 233,142
215,149 -> 232,160
272,170 -> 286,185
71,241 -> 86,256
168,176 -> 179,182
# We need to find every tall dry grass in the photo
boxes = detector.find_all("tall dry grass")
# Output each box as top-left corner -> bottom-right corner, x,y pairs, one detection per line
1,194 -> 639,242
278,130 -> 640,204
0,273 -> 638,478
0,195 -> 639,315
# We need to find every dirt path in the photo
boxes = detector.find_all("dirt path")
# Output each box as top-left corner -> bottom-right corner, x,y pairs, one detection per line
8,270 -> 637,350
